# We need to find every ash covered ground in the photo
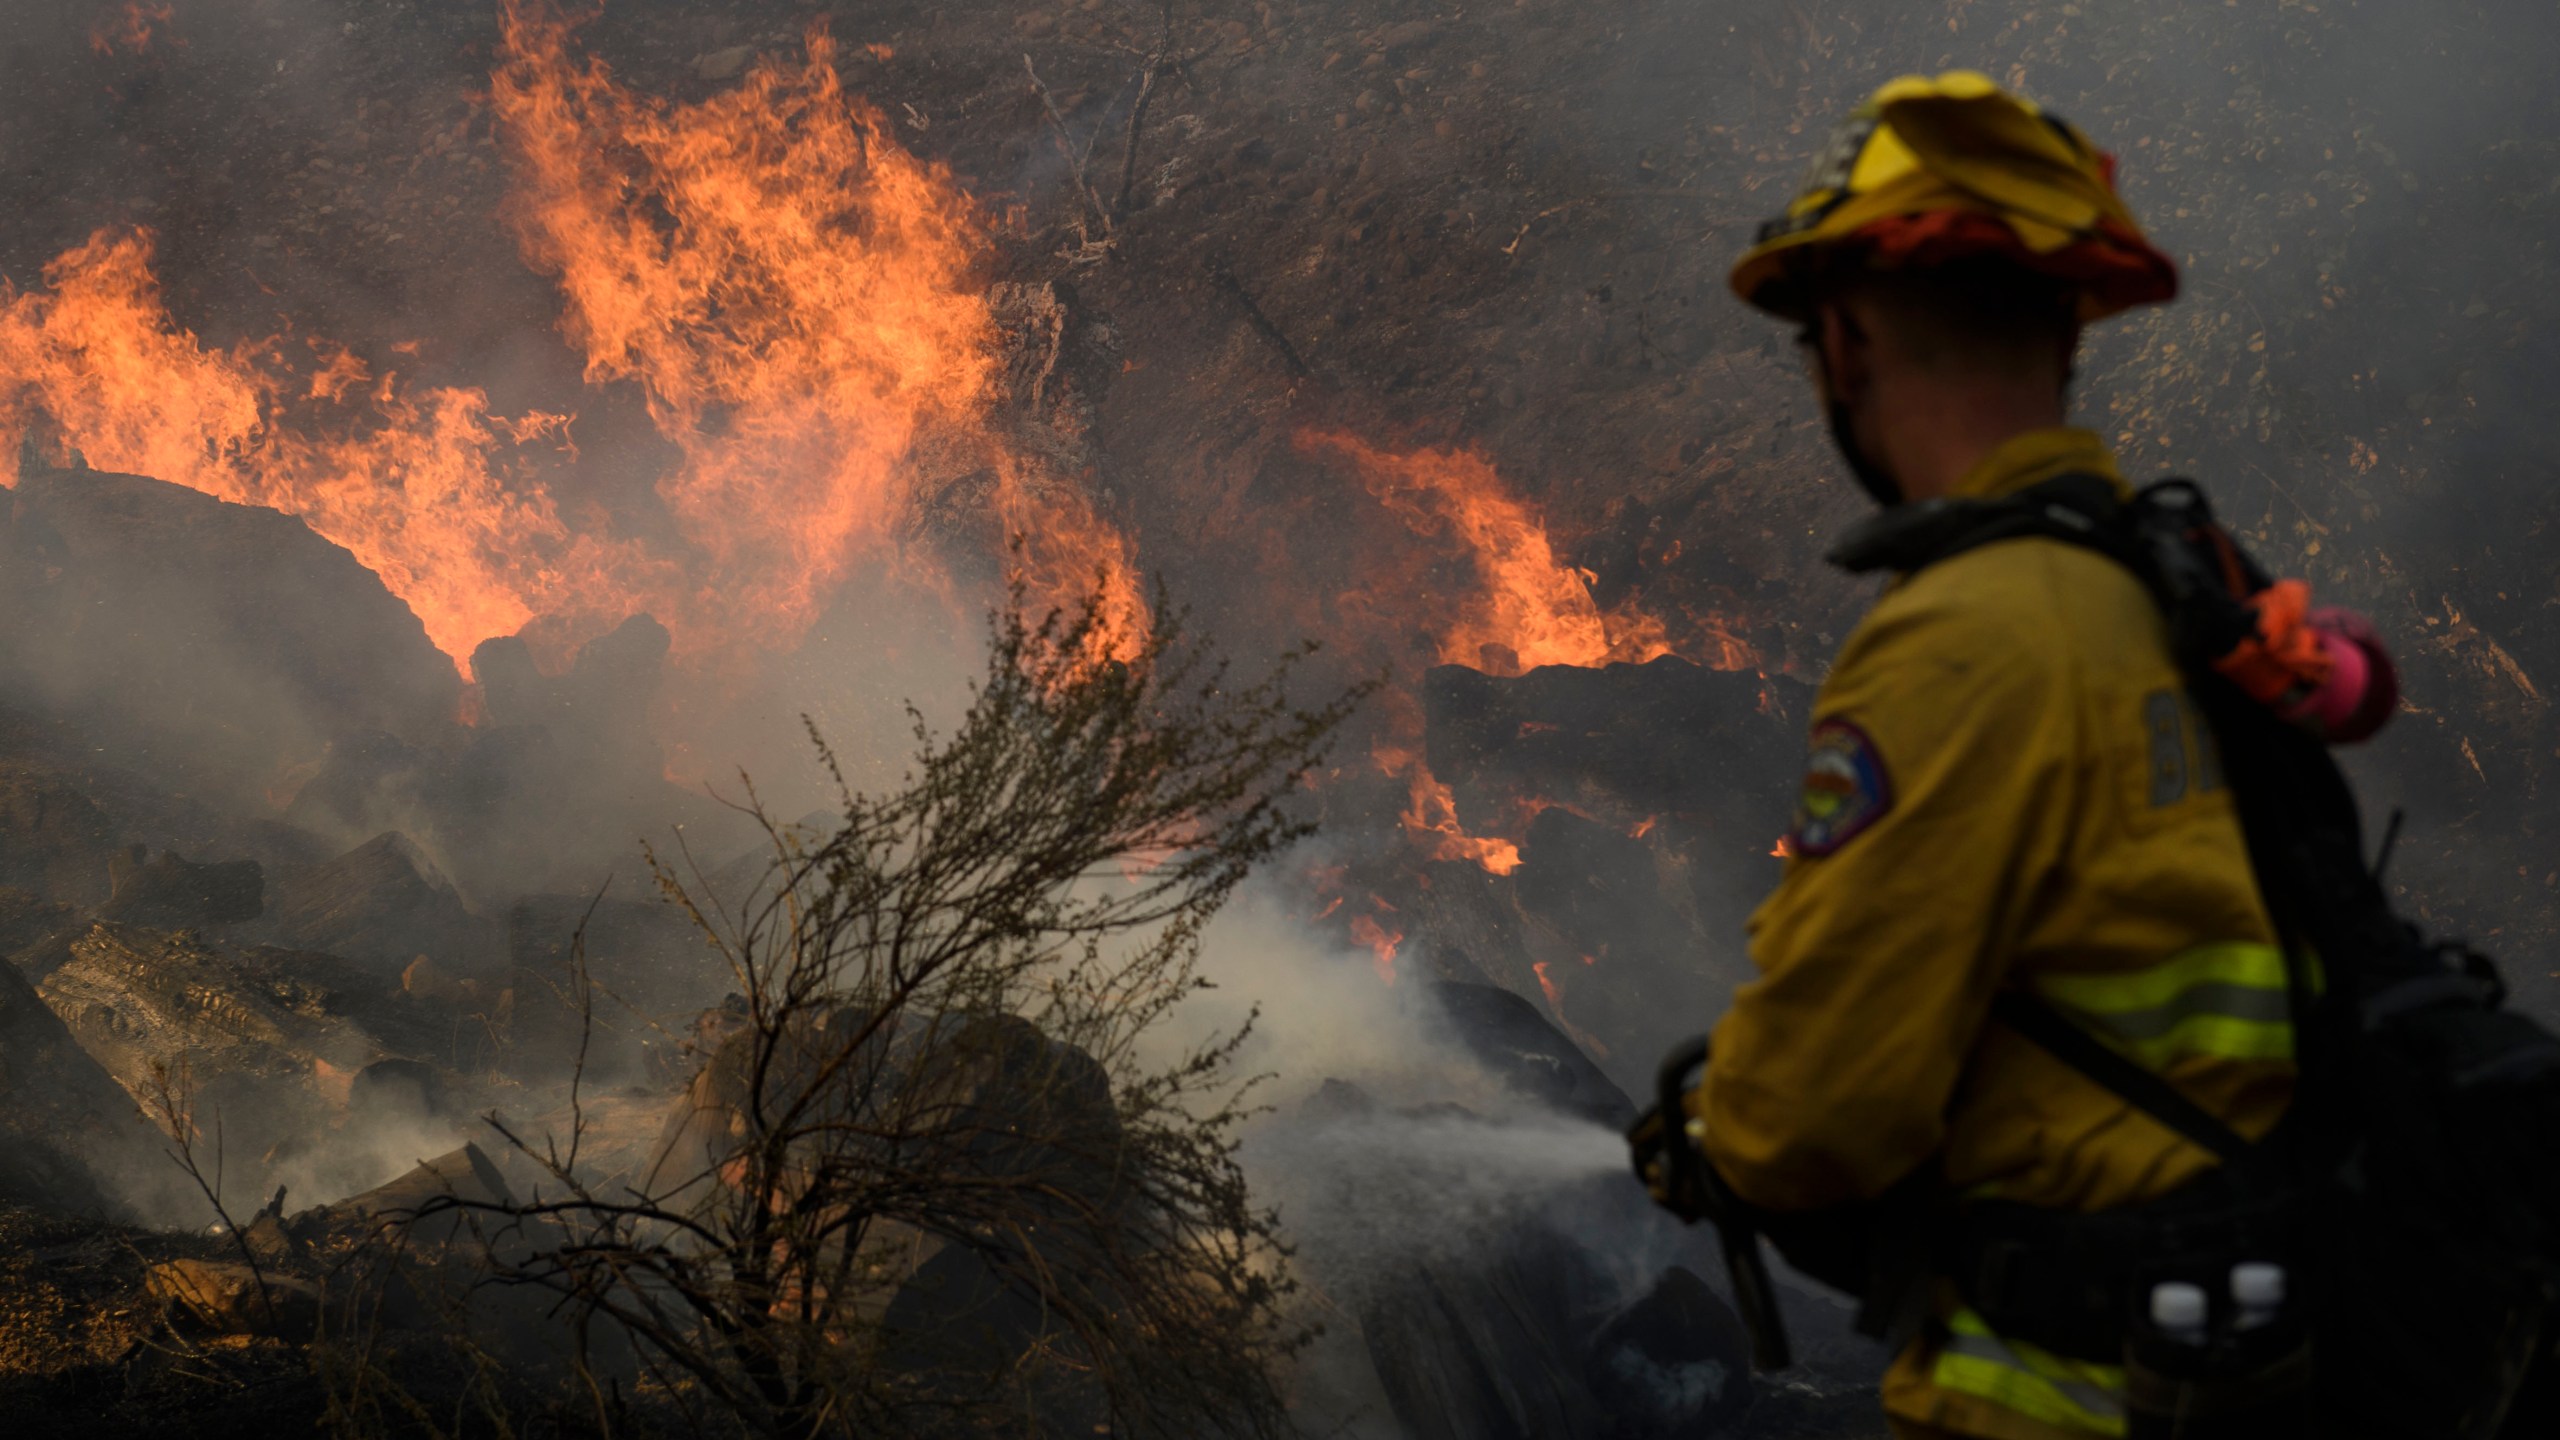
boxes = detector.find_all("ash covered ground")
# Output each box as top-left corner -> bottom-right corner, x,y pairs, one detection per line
0,0 -> 2553,1435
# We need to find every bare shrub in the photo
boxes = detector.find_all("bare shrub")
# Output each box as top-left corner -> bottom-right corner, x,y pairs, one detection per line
344,592 -> 1366,1438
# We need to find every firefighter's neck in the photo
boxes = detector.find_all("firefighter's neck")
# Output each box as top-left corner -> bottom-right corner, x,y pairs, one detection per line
1814,303 -> 2072,504
1857,371 -> 2068,503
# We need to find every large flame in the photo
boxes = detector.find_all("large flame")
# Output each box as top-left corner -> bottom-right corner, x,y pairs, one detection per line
0,230 -> 634,666
493,0 -> 1145,662
0,9 -> 1144,687
493,3 -> 988,650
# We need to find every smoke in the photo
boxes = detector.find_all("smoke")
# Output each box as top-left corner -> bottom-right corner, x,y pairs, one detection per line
1249,1105 -> 1634,1272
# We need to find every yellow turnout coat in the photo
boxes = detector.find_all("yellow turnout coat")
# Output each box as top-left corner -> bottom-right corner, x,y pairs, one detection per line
1699,427 -> 2295,1440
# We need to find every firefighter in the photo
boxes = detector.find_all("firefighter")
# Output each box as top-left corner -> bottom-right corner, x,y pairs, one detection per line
1689,72 -> 2389,1439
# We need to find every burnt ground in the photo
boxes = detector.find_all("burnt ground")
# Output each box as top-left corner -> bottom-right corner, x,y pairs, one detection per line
0,1203 -> 325,1440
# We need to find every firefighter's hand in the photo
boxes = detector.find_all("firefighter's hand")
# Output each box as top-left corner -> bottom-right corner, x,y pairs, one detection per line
1633,1034 -> 1720,1222
1627,1101 -> 1678,1203
1628,1086 -> 1730,1219
1628,1098 -> 1721,1224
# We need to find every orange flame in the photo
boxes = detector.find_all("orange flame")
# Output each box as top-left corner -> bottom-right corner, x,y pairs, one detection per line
0,230 -> 639,667
1530,959 -> 1610,1057
494,3 -> 984,651
1532,959 -> 1564,1009
90,1 -> 172,57
993,457 -> 1150,666
1374,738 -> 1523,875
1298,429 -> 1669,674
0,11 -> 1145,691
493,0 -> 1142,663
1349,913 -> 1403,986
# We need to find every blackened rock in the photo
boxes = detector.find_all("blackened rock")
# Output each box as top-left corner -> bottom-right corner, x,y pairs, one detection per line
0,945 -> 154,1216
1511,808 -> 1719,1086
1584,1265 -> 1754,1437
1424,980 -> 1633,1130
648,1008 -> 1124,1224
0,469 -> 461,795
879,1241 -> 1107,1437
250,831 -> 499,977
1360,1214 -> 1619,1440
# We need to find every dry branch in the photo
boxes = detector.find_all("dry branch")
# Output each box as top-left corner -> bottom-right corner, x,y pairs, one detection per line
338,586 -> 1369,1439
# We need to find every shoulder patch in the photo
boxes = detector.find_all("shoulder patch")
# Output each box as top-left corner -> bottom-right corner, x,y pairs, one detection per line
1791,718 -> 1894,857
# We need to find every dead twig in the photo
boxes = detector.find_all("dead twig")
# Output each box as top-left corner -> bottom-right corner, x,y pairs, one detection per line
1501,198 -> 1595,257
327,587 -> 1362,1438
147,1056 -> 283,1334
1209,260 -> 1313,381
1024,54 -> 1114,236
1113,1 -> 1178,218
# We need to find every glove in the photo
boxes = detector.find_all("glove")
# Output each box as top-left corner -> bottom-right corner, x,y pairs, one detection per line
1629,1036 -> 1733,1225
1629,1099 -> 1721,1222
1629,1040 -> 1800,1372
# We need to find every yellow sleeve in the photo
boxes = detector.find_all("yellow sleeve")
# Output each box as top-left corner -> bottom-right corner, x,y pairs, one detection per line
1700,583 -> 2081,1211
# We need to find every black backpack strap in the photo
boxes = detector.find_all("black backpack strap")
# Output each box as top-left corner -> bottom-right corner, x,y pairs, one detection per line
1826,472 -> 2130,576
1990,991 -> 2253,1164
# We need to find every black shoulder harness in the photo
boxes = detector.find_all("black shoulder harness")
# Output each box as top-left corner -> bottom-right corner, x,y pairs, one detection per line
1825,472 -> 2270,673
1823,470 -> 2130,577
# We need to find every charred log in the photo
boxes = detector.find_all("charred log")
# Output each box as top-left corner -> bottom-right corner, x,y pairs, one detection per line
247,831 -> 499,979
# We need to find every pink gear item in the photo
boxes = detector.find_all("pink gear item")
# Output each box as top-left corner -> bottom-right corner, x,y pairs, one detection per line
2278,606 -> 2398,744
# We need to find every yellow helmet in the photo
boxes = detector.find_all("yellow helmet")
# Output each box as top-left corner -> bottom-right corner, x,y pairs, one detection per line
1729,71 -> 2178,325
